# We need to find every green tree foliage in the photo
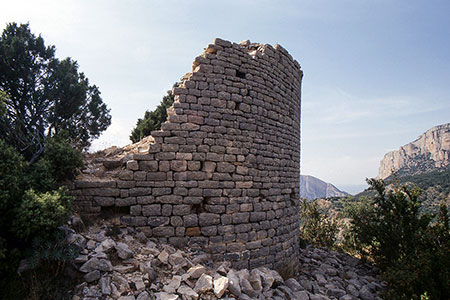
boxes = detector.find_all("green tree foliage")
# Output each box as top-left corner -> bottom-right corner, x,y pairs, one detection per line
344,178 -> 450,300
0,138 -> 81,275
0,23 -> 111,162
12,188 -> 72,240
0,90 -> 7,115
130,89 -> 175,143
299,198 -> 339,248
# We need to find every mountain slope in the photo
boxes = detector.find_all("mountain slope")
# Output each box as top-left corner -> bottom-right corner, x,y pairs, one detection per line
378,123 -> 450,179
300,175 -> 349,200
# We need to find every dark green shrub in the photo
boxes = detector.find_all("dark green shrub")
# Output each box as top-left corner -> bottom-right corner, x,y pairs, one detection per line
130,88 -> 175,143
344,178 -> 450,300
42,133 -> 84,182
13,188 -> 72,240
299,198 -> 340,248
0,137 -> 77,277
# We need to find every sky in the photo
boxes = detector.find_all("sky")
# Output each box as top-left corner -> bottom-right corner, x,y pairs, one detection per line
1,0 -> 449,194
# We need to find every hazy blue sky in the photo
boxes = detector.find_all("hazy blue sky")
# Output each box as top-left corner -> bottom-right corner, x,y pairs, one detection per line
2,0 -> 449,193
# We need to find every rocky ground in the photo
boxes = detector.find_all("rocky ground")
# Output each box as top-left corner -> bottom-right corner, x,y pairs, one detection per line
67,217 -> 386,300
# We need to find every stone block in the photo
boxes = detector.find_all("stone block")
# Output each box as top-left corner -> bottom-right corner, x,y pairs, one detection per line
152,187 -> 172,196
162,204 -> 172,216
126,160 -> 139,170
139,160 -> 158,171
232,212 -> 249,224
142,204 -> 161,216
119,170 -> 134,181
171,160 -> 187,172
115,197 -> 136,206
173,204 -> 192,216
130,205 -> 142,216
201,226 -> 218,236
129,188 -> 152,197
147,217 -> 170,227
156,195 -> 182,204
183,214 -> 198,227
94,197 -> 115,206
152,227 -> 175,237
199,213 -> 220,226
83,188 -> 120,197
147,172 -> 167,181
186,227 -> 201,236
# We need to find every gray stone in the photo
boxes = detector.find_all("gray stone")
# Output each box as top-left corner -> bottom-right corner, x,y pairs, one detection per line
99,276 -> 112,295
115,242 -> 134,259
327,288 -> 346,298
118,296 -> 135,300
158,249 -> 169,264
156,293 -> 178,300
293,290 -> 311,300
187,264 -> 207,279
79,257 -> 113,273
213,275 -> 229,298
227,269 -> 242,296
132,277 -> 146,291
136,291 -> 151,300
285,278 -> 302,292
194,273 -> 213,293
177,285 -> 198,298
164,275 -> 181,293
84,270 -> 101,283
360,285 -> 375,300
168,250 -> 186,267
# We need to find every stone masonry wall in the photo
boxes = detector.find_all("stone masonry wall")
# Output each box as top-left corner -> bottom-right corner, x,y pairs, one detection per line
71,38 -> 303,270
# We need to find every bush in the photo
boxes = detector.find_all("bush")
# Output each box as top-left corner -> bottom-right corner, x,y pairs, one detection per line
42,133 -> 84,182
13,188 -> 72,240
0,137 -> 78,278
299,198 -> 340,249
344,178 -> 450,300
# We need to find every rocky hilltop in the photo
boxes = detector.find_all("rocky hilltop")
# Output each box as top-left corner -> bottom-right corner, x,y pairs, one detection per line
378,123 -> 450,179
300,175 -> 349,200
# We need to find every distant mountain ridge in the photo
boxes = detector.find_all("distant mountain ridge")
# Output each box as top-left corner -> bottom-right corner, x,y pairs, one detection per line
300,175 -> 349,200
378,123 -> 450,179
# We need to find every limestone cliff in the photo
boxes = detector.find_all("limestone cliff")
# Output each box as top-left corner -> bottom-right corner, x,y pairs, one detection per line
378,123 -> 450,179
300,175 -> 349,200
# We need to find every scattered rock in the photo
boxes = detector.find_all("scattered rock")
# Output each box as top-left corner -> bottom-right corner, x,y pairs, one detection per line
115,242 -> 134,259
194,273 -> 213,294
187,264 -> 207,279
213,275 -> 229,298
79,257 -> 113,272
158,249 -> 169,264
84,270 -> 101,283
69,220 -> 386,300
177,285 -> 198,298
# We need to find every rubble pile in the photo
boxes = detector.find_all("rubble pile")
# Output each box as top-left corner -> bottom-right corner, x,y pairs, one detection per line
68,220 -> 385,300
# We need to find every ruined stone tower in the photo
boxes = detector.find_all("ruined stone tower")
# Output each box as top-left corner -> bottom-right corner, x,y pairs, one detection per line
72,38 -> 303,270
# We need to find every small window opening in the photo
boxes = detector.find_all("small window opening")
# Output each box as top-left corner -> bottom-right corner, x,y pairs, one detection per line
236,70 -> 246,79
100,206 -> 130,218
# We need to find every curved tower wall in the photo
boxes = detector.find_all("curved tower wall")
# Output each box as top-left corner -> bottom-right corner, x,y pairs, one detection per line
72,38 -> 302,270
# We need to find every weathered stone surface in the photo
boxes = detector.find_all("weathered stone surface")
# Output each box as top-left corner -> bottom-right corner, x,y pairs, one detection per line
84,270 -> 101,283
227,269 -> 242,297
378,123 -> 450,179
213,275 -> 229,298
70,220 -> 385,300
194,273 -> 213,294
187,264 -> 207,279
72,38 -> 303,270
115,242 -> 134,259
79,257 -> 113,273
177,285 -> 198,298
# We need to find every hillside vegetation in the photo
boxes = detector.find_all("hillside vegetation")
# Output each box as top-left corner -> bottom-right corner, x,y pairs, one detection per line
300,178 -> 450,300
